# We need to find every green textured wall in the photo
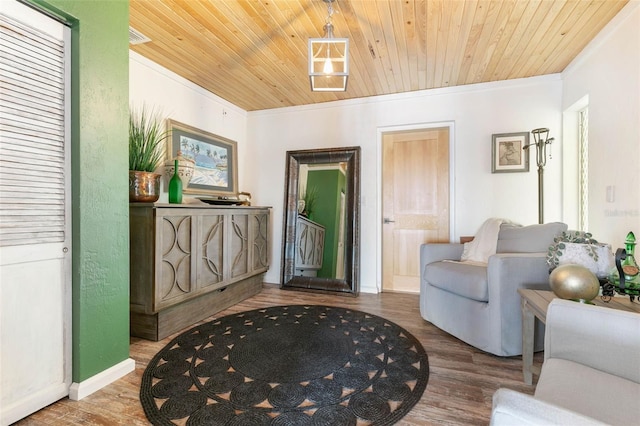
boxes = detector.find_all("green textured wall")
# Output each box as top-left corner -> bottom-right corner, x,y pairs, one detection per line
30,0 -> 130,382
307,170 -> 346,278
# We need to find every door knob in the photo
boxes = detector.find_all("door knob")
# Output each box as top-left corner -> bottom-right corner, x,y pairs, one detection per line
383,218 -> 395,224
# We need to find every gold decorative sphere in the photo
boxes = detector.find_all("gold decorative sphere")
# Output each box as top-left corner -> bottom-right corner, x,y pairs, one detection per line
549,264 -> 600,302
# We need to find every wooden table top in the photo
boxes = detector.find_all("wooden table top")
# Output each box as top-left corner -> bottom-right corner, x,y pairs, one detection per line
518,289 -> 640,322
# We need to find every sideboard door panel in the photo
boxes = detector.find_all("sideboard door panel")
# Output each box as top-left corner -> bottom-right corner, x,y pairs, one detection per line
294,216 -> 325,276
156,215 -> 193,310
199,213 -> 224,289
252,213 -> 269,272
229,214 -> 249,279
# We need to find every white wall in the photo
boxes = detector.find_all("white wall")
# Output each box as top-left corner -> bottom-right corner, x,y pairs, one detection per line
131,0 -> 639,293
129,52 -> 248,200
562,1 -> 640,246
247,77 -> 563,292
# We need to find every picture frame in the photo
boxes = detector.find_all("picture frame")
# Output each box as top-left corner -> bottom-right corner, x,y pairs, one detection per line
166,119 -> 238,196
491,132 -> 529,173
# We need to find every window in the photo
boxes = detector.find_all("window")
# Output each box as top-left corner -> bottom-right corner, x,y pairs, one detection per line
578,107 -> 589,230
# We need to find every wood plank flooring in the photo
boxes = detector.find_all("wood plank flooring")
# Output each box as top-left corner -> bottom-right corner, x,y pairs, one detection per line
14,284 -> 542,425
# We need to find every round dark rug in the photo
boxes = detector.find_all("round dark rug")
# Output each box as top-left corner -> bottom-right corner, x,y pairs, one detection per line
140,305 -> 429,425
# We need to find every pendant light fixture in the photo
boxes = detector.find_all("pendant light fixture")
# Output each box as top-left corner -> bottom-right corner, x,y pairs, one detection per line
308,0 -> 349,91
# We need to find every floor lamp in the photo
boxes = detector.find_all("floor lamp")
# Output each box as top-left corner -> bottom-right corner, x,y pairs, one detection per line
523,128 -> 554,224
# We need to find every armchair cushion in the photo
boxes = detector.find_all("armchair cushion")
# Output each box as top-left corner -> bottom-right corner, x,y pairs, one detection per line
491,388 -> 606,426
545,299 -> 640,382
535,358 -> 639,426
423,261 -> 488,302
496,222 -> 568,253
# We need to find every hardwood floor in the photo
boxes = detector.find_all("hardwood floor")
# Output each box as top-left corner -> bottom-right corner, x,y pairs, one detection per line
14,284 -> 542,425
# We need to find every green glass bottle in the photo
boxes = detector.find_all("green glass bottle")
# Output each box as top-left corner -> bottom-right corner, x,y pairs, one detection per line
168,159 -> 182,204
621,232 -> 639,286
609,231 -> 640,292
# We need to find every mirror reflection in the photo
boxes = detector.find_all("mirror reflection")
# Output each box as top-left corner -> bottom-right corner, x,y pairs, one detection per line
281,147 -> 360,295
295,162 -> 347,280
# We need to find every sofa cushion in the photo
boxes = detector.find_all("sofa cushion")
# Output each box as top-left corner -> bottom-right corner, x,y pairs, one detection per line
496,222 -> 568,253
423,261 -> 488,302
535,358 -> 639,426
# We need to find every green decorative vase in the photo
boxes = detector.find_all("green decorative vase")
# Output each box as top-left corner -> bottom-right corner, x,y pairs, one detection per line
168,159 -> 183,204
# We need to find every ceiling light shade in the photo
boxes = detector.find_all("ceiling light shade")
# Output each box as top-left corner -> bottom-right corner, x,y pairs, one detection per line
308,0 -> 349,91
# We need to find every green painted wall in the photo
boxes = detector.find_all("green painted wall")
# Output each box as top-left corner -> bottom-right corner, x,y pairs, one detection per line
307,170 -> 346,278
30,0 -> 130,382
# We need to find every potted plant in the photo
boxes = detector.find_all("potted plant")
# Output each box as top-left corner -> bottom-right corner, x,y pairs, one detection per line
547,230 -> 614,279
300,185 -> 318,220
129,106 -> 168,202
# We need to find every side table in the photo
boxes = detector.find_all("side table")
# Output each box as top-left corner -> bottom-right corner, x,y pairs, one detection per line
518,289 -> 640,385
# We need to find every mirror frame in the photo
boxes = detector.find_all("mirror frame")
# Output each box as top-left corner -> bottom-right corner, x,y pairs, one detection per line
281,146 -> 360,295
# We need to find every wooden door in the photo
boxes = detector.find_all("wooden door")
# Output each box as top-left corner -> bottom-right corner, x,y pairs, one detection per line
382,128 -> 450,293
0,2 -> 72,424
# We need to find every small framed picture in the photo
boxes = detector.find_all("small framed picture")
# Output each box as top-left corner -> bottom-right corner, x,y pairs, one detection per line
491,132 -> 529,173
166,119 -> 238,196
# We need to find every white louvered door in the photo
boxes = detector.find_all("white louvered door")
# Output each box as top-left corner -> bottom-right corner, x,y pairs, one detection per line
0,1 -> 71,424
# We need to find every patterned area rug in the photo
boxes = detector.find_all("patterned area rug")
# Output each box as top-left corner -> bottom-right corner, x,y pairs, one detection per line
140,305 -> 429,425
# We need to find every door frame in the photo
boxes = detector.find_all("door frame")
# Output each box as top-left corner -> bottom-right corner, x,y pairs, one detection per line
376,121 -> 456,293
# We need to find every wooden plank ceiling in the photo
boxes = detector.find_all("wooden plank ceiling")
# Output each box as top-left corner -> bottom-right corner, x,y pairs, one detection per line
130,0 -> 628,111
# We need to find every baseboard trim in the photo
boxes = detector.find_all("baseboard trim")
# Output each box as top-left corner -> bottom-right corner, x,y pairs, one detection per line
69,358 -> 135,401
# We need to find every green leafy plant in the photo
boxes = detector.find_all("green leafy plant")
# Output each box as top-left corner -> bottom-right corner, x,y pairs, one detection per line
546,230 -> 601,269
129,106 -> 168,172
301,185 -> 319,218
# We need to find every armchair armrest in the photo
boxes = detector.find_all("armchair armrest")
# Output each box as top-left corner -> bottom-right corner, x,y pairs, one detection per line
485,253 -> 551,353
487,252 -> 551,295
419,243 -> 464,266
491,388 -> 606,425
545,299 -> 640,383
487,252 -> 551,304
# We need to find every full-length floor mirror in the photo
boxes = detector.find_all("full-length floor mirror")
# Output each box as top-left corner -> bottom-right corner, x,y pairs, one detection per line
281,147 -> 360,295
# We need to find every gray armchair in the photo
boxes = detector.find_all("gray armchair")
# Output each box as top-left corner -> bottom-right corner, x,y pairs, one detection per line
491,299 -> 640,425
419,222 -> 567,356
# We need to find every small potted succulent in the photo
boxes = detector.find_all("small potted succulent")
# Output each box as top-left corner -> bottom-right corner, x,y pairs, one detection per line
129,106 -> 168,202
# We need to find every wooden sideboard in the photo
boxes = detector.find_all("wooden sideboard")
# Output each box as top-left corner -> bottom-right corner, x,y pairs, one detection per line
295,216 -> 325,277
129,203 -> 270,340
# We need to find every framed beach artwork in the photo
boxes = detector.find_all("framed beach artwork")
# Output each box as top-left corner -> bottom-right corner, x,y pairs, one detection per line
491,132 -> 529,173
167,120 -> 238,196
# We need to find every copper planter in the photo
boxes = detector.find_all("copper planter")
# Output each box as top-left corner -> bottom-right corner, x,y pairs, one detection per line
129,171 -> 161,202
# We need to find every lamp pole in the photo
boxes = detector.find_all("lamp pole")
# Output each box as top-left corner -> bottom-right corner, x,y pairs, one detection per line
524,128 -> 554,224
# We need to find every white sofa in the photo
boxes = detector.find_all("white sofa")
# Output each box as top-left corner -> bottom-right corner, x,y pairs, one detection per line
420,222 -> 567,356
491,299 -> 640,425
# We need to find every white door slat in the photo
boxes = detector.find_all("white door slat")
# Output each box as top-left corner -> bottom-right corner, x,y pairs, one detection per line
1,157 -> 65,172
0,222 -> 65,230
0,92 -> 64,117
0,14 -> 63,47
0,109 -> 64,132
0,61 -> 64,90
0,83 -> 64,110
0,126 -> 65,143
0,196 -> 64,204
0,233 -> 64,245
0,50 -> 63,79
0,207 -> 64,215
0,73 -> 64,99
0,180 -> 65,190
0,37 -> 64,68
